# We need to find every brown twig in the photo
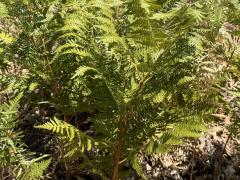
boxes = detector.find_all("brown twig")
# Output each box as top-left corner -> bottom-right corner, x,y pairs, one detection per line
218,132 -> 232,177
190,146 -> 195,180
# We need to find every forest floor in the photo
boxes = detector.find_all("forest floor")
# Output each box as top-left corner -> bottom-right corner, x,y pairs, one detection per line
141,122 -> 240,180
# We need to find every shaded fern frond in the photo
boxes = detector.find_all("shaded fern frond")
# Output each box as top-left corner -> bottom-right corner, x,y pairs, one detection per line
21,158 -> 51,180
177,75 -> 196,86
1,92 -> 23,113
129,151 -> 147,180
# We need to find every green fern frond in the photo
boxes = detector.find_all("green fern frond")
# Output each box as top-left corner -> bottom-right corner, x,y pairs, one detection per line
150,2 -> 186,21
89,1 -> 113,18
177,75 -> 196,86
129,151 -> 147,180
187,6 -> 205,23
35,117 -> 76,141
21,158 -> 51,180
171,118 -> 207,139
72,66 -> 99,79
0,2 -> 8,17
0,32 -> 14,44
145,135 -> 170,155
153,90 -> 167,104
35,117 -> 97,153
1,92 -> 23,113
58,32 -> 85,41
55,40 -> 83,55
59,49 -> 92,59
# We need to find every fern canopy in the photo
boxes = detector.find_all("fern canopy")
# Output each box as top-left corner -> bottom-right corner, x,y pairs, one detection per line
0,0 -> 239,179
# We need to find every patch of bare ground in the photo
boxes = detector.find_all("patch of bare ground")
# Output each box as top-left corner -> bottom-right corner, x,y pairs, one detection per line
141,124 -> 240,180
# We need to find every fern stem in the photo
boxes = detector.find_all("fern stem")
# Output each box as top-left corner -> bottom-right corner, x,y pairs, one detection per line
41,34 -> 53,76
112,73 -> 151,179
112,111 -> 131,180
131,73 -> 151,101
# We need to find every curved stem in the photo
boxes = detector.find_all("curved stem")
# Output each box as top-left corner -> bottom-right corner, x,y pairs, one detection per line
112,112 -> 130,180
112,73 -> 151,180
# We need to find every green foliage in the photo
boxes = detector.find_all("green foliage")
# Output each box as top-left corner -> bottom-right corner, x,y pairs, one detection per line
0,0 -> 239,179
21,157 -> 51,180
0,2 -> 8,17
0,93 -> 24,174
35,117 -> 96,150
0,92 -> 50,179
220,28 -> 240,138
35,118 -> 110,179
129,151 -> 146,180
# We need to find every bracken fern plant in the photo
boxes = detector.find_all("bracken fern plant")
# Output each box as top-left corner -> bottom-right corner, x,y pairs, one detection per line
1,0 -> 240,179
